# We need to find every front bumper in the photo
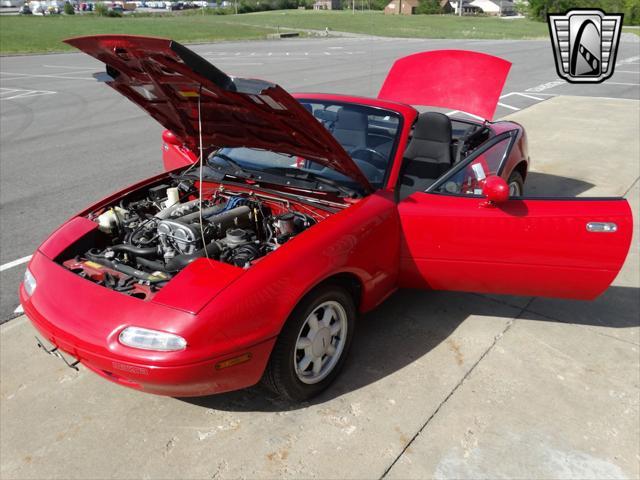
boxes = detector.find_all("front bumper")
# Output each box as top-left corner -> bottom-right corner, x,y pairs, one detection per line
19,252 -> 275,397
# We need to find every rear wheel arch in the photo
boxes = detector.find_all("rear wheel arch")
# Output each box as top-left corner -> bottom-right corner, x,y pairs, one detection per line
513,160 -> 528,182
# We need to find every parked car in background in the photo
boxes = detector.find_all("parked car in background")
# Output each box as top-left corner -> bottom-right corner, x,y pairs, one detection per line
27,0 -> 67,12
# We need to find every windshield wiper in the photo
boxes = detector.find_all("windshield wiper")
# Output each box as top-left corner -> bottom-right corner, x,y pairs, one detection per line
278,168 -> 361,198
174,154 -> 252,183
209,153 -> 255,178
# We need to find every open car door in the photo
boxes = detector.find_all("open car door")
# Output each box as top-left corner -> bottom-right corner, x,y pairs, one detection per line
397,134 -> 633,300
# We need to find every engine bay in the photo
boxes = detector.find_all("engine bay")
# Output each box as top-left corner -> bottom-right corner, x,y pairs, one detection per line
60,178 -> 324,300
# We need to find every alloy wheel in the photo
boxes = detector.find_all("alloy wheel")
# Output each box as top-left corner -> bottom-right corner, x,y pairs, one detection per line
293,300 -> 348,385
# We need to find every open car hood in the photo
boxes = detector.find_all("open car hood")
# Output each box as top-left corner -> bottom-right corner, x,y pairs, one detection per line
378,50 -> 511,121
64,35 -> 373,192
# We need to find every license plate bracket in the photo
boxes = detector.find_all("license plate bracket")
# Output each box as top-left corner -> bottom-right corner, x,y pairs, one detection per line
35,336 -> 80,371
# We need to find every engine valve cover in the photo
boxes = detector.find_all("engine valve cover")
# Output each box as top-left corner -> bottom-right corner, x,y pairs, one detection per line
157,219 -> 200,255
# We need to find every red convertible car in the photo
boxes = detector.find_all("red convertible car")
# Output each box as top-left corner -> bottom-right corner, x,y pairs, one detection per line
20,36 -> 632,401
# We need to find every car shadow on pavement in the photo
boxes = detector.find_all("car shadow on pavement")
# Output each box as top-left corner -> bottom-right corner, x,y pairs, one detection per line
181,285 -> 639,412
523,172 -> 595,197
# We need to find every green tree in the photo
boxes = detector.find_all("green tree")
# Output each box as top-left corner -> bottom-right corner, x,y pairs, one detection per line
624,0 -> 639,24
370,0 -> 388,10
94,2 -> 108,15
527,0 -> 638,25
417,0 -> 442,14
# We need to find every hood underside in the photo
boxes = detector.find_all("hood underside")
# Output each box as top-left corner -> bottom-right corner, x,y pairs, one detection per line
378,50 -> 512,121
64,35 -> 373,191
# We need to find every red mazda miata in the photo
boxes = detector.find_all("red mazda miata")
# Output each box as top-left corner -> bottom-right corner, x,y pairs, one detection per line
20,36 -> 632,401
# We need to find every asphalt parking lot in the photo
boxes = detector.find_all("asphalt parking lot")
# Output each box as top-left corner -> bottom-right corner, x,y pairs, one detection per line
1,35 -> 639,479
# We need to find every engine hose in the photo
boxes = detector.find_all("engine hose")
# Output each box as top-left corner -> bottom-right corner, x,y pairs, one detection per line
136,257 -> 165,272
165,242 -> 221,272
85,252 -> 169,283
110,244 -> 157,258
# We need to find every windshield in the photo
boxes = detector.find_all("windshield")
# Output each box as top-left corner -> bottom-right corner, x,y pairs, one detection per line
207,101 -> 402,192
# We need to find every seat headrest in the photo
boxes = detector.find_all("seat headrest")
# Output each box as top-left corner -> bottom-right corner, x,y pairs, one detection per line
315,109 -> 338,123
336,109 -> 368,131
412,112 -> 452,143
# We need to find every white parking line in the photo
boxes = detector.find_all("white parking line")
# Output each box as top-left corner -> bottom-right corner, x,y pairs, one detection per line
0,88 -> 57,100
604,82 -> 640,86
0,88 -> 19,96
446,110 -> 484,120
0,71 -> 94,81
508,92 -> 544,101
497,102 -> 520,111
617,56 -> 640,66
202,51 -> 366,58
526,80 -> 566,93
213,62 -> 264,66
0,255 -> 32,273
615,70 -> 640,74
446,90 -> 553,118
42,64 -> 95,70
13,305 -> 24,315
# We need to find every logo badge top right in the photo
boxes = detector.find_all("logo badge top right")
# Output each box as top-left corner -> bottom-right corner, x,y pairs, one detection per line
548,9 -> 624,84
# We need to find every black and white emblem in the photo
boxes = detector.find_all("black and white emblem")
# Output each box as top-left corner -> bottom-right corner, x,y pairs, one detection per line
548,9 -> 623,84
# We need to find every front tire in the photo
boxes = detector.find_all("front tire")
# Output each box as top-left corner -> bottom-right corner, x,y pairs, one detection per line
262,285 -> 356,402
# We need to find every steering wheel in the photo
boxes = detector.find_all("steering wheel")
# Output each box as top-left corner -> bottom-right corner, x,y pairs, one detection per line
350,147 -> 388,170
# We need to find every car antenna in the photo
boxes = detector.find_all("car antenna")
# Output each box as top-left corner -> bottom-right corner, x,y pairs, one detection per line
197,85 -> 211,262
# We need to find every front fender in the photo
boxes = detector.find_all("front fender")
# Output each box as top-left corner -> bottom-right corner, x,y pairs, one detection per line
194,191 -> 400,351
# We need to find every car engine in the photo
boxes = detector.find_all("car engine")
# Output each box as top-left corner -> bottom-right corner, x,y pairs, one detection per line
61,180 -> 317,299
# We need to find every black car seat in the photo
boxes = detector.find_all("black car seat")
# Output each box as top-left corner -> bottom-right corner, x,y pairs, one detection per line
399,112 -> 453,199
332,109 -> 368,152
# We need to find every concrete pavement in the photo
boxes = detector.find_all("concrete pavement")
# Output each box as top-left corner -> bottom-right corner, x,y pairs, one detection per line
1,95 -> 638,479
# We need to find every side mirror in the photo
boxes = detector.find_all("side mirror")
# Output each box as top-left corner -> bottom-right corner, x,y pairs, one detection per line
482,175 -> 509,206
162,129 -> 181,146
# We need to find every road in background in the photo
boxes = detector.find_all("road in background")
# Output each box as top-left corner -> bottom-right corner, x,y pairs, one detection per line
1,35 -> 639,321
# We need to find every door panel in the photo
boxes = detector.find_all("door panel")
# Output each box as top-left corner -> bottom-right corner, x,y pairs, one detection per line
398,193 -> 632,299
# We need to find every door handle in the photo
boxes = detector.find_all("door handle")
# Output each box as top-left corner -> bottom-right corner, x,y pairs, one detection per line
586,222 -> 617,233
